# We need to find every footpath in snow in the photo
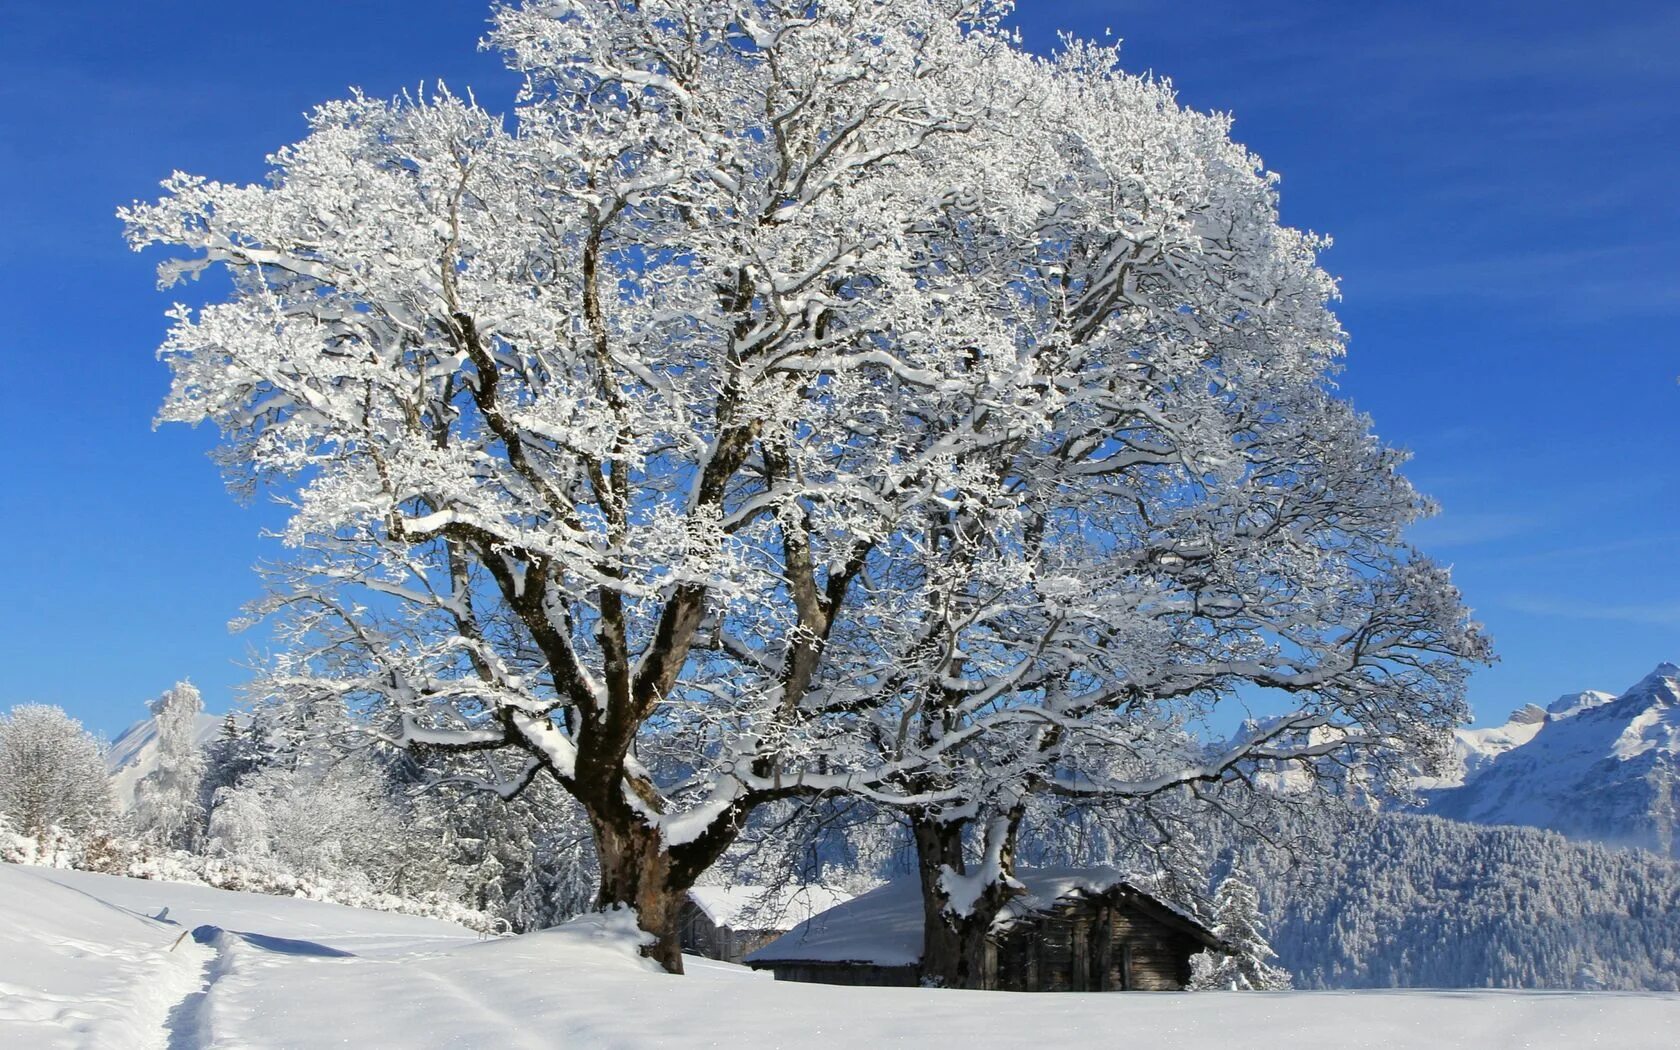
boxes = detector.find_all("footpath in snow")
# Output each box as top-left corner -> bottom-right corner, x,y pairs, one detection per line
4,863 -> 1678,1050
0,864 -> 210,1049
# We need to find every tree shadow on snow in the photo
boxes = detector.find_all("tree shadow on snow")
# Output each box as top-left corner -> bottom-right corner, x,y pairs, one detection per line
230,931 -> 355,958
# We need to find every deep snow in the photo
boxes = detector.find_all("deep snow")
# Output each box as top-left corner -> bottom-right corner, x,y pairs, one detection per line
4,863 -> 1677,1049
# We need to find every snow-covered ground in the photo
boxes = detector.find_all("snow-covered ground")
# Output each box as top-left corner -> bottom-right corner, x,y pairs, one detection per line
5,864 -> 1677,1049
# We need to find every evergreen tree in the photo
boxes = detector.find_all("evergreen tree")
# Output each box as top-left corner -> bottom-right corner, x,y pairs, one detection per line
1191,868 -> 1292,990
201,712 -> 268,813
1575,963 -> 1606,991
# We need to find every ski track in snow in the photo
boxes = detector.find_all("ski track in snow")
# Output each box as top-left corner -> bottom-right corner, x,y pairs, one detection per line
0,866 -> 212,1050
405,967 -> 561,1050
6,863 -> 1680,1049
161,931 -> 219,1050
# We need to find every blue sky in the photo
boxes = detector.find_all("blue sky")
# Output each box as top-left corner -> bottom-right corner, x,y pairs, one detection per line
1,1 -> 1675,738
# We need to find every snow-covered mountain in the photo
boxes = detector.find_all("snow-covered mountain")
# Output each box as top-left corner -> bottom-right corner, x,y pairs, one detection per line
105,711 -> 222,812
1416,690 -> 1617,790
1424,664 -> 1680,856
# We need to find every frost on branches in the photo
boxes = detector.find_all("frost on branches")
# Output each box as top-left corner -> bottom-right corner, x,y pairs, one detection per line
0,704 -> 113,842
134,681 -> 209,851
123,0 -> 1487,973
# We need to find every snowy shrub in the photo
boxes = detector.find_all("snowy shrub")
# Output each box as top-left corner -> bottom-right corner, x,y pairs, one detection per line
204,755 -> 445,896
0,810 -> 32,864
117,844 -> 501,933
78,831 -> 137,875
0,704 -> 114,839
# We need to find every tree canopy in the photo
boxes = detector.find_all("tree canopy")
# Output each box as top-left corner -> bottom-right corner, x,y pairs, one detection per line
124,0 -> 1487,971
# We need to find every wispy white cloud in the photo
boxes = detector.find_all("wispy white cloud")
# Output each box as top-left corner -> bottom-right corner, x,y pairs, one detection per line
1502,596 -> 1680,627
1477,534 -> 1680,571
1340,243 -> 1680,316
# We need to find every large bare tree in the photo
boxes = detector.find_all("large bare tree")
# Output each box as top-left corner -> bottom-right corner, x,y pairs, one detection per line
124,0 -> 1485,972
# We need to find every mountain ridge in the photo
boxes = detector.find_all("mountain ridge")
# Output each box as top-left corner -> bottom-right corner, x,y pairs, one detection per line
105,711 -> 223,812
1424,663 -> 1679,856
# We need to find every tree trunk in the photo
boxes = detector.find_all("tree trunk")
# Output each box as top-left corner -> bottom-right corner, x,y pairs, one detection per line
590,811 -> 688,974
913,814 -> 1018,989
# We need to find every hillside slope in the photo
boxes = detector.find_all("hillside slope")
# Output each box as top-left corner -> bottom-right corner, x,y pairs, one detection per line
105,712 -> 222,812
1259,812 -> 1680,991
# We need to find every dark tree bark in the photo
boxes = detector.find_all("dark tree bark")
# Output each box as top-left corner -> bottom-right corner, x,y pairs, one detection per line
590,812 -> 688,973
913,812 -> 1023,989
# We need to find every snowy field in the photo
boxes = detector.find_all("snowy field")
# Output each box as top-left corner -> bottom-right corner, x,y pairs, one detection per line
4,864 -> 1677,1050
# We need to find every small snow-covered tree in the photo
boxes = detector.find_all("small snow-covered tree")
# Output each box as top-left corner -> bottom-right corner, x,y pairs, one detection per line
124,0 -> 1484,971
203,776 -> 274,861
1191,868 -> 1291,990
1575,963 -> 1606,991
202,712 -> 267,799
433,777 -> 598,931
0,704 -> 113,839
134,681 -> 208,850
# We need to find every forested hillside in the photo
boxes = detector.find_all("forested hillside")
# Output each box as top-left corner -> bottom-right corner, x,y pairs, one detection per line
1257,813 -> 1680,990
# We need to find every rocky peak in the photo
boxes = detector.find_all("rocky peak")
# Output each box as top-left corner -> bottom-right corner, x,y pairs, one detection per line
1506,704 -> 1548,725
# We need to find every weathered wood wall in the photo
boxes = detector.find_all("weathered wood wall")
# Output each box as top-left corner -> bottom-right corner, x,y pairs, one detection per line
756,887 -> 1215,991
766,962 -> 921,987
993,892 -> 1202,991
678,901 -> 787,965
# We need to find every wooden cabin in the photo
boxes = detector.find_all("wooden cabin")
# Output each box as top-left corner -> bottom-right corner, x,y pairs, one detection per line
679,884 -> 852,965
745,867 -> 1228,991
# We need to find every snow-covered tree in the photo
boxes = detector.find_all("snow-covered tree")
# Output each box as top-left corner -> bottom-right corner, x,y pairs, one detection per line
431,776 -> 599,931
0,704 -> 113,839
207,749 -> 448,894
790,21 -> 1488,990
202,712 -> 267,802
1575,963 -> 1606,991
860,48 -> 1488,980
123,0 -> 1484,971
134,681 -> 209,850
1190,867 -> 1291,990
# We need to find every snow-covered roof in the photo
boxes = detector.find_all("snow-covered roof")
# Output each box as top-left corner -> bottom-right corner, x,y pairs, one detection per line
745,867 -> 1216,967
684,884 -> 852,932
744,877 -> 925,966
